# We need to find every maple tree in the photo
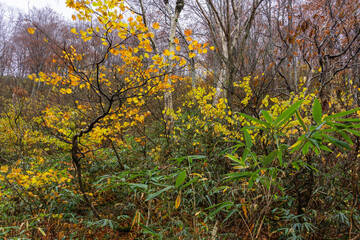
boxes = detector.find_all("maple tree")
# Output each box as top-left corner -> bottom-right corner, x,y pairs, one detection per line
27,0 -> 186,220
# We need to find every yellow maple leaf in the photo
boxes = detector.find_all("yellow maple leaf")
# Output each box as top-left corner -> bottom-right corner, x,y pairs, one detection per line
59,177 -> 67,183
174,38 -> 179,44
83,35 -> 92,42
184,28 -> 192,37
0,165 -> 8,173
163,49 -> 171,56
152,22 -> 160,30
136,15 -> 142,23
60,88 -> 72,94
27,28 -> 36,34
179,58 -> 186,66
66,0 -> 75,8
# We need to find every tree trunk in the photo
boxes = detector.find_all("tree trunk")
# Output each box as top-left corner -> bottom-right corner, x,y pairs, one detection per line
72,135 -> 102,220
164,0 -> 184,135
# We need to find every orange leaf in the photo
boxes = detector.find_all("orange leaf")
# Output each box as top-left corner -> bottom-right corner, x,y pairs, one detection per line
131,210 -> 140,229
242,204 -> 247,218
175,193 -> 181,209
163,49 -> 171,56
184,28 -> 192,37
153,22 -> 160,30
189,52 -> 196,58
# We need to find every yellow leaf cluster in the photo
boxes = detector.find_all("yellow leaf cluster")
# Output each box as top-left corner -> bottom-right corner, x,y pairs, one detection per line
27,28 -> 36,34
153,22 -> 160,30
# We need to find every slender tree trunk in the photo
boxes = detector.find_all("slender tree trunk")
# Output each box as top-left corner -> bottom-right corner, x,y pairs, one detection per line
213,67 -> 227,105
288,0 -> 298,92
354,56 -> 360,105
190,58 -> 196,89
72,135 -> 102,220
213,30 -> 229,105
164,0 -> 184,135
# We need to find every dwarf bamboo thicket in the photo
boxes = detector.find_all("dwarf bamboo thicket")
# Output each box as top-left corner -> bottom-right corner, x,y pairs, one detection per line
0,0 -> 360,239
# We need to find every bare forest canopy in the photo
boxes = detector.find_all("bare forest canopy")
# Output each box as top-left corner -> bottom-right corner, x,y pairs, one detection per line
1,0 -> 360,239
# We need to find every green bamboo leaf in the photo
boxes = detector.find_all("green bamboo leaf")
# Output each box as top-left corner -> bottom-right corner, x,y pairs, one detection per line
323,108 -> 359,121
175,170 -> 186,188
223,209 -> 238,223
108,220 -> 114,229
319,144 -> 332,152
207,202 -> 234,218
181,176 -> 199,189
226,154 -> 244,165
276,149 -> 283,167
335,118 -> 360,122
274,100 -> 304,128
339,131 -> 353,145
345,129 -> 360,137
187,155 -> 206,159
295,110 -> 308,132
204,201 -> 233,211
242,148 -> 250,161
302,141 -> 311,155
146,186 -> 173,201
128,183 -> 148,190
292,161 -> 300,170
237,112 -> 270,127
249,171 -> 260,189
220,141 -> 244,155
323,135 -> 350,150
140,224 -> 163,238
263,150 -> 276,166
261,110 -> 273,125
226,172 -> 252,180
327,122 -> 352,129
242,128 -> 253,148
312,97 -> 322,124
308,138 -> 321,151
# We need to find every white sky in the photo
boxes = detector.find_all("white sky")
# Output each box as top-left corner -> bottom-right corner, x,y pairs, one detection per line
0,0 -> 75,20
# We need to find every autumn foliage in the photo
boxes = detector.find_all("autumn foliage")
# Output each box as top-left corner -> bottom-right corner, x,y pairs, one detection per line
0,0 -> 360,239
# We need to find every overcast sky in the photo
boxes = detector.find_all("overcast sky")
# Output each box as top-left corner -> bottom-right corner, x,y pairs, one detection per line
0,0 -> 75,20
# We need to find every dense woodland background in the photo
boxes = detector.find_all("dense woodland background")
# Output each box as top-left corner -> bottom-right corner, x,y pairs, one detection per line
1,0 -> 360,239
